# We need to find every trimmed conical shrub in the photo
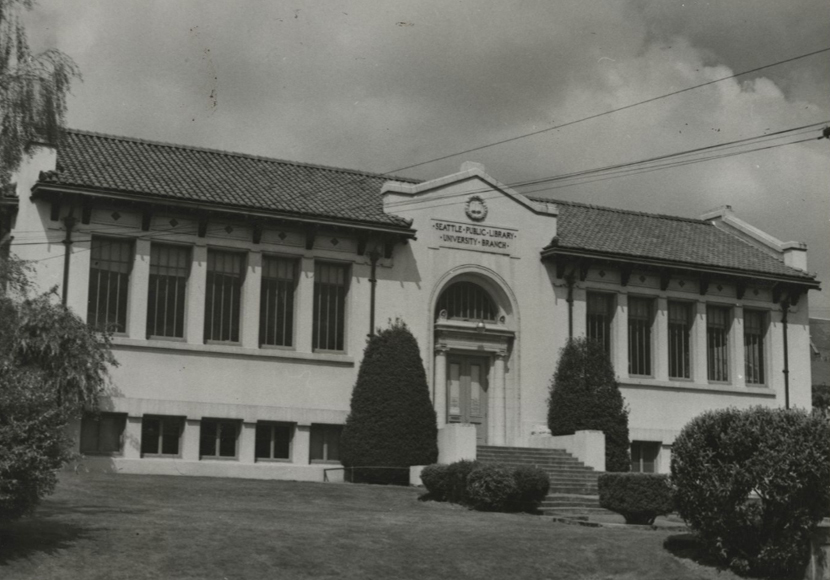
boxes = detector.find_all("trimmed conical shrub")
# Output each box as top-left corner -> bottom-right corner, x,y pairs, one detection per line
547,337 -> 630,472
340,320 -> 438,484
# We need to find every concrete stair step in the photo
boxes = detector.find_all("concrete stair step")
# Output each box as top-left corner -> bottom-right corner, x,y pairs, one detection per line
476,446 -> 600,497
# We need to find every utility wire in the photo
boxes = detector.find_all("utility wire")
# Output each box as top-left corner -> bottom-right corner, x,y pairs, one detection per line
388,134 -> 816,213
384,46 -> 830,174
383,122 -> 827,209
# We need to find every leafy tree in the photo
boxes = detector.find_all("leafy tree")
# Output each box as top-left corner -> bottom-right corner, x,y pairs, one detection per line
547,337 -> 630,472
1,255 -> 116,520
340,320 -> 438,484
1,0 -> 81,184
672,406 -> 830,577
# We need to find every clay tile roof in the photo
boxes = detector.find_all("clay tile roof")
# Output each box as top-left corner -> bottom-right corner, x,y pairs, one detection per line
534,197 -> 816,282
39,129 -> 418,229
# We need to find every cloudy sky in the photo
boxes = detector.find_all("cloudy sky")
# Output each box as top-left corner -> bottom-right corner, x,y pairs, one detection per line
25,0 -> 830,316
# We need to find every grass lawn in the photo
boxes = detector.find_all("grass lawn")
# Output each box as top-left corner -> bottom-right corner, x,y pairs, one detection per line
0,472 -> 739,580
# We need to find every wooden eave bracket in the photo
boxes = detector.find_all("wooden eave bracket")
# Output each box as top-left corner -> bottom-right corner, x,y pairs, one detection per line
197,216 -> 208,238
81,198 -> 93,225
50,195 -> 62,222
699,277 -> 710,296
252,222 -> 263,245
141,209 -> 153,232
620,265 -> 633,287
659,270 -> 671,292
736,282 -> 746,300
305,225 -> 317,250
578,259 -> 590,282
357,233 -> 368,256
383,240 -> 395,260
789,287 -> 804,306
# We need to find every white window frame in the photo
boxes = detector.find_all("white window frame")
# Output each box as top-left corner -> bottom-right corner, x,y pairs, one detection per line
140,415 -> 185,458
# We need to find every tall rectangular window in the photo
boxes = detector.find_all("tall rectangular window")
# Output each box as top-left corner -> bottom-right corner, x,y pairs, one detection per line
88,237 -> 132,332
744,310 -> 766,385
204,250 -> 245,343
147,244 -> 190,338
141,415 -> 184,457
80,412 -> 126,455
586,293 -> 613,357
313,263 -> 348,352
707,306 -> 730,381
310,424 -> 342,462
628,297 -> 653,376
630,441 -> 660,473
255,423 -> 293,461
260,257 -> 296,347
668,302 -> 692,379
200,419 -> 239,459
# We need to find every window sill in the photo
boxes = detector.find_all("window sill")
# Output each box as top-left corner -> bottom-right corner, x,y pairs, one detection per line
110,337 -> 354,365
255,458 -> 292,463
199,456 -> 239,461
81,451 -> 124,457
147,335 -> 186,342
141,454 -> 182,459
621,378 -> 776,397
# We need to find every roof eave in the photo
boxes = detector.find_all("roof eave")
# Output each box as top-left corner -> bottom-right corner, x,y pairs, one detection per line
541,246 -> 820,289
32,183 -> 417,238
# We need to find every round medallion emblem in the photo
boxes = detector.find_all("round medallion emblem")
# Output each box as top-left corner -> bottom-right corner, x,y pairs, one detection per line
465,195 -> 488,222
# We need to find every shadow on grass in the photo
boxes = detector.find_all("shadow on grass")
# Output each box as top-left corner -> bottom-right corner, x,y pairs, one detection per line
0,517 -> 93,566
664,533 -> 727,570
416,492 -> 544,516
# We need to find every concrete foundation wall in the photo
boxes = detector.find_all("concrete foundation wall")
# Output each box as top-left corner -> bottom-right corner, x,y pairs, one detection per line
528,430 -> 605,472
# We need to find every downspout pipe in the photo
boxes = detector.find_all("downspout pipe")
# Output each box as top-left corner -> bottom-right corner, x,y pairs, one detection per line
61,211 -> 77,307
368,251 -> 379,337
781,300 -> 790,409
565,273 -> 575,339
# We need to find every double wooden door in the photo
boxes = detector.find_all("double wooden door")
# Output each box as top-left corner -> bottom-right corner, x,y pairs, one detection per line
446,355 -> 489,445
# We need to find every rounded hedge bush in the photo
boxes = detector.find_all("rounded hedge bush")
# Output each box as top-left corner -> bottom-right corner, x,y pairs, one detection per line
445,459 -> 479,505
466,464 -> 518,511
547,338 -> 630,472
598,473 -> 673,525
420,464 -> 451,501
340,320 -> 438,484
671,406 -> 830,578
513,465 -> 550,511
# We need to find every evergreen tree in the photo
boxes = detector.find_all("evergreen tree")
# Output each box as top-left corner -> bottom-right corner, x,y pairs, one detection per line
340,320 -> 438,484
547,337 -> 630,472
1,0 -> 81,184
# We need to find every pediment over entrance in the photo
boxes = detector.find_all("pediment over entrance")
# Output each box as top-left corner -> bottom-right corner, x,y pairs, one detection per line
381,163 -> 557,217
381,163 -> 558,257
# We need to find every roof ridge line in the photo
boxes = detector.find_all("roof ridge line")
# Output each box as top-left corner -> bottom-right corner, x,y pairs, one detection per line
64,128 -> 422,185
525,194 -> 708,224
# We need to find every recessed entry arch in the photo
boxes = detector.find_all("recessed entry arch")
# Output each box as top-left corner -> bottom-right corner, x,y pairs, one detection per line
428,265 -> 520,446
429,265 -> 519,331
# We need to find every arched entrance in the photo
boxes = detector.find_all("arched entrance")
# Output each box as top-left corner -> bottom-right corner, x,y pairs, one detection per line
431,271 -> 517,446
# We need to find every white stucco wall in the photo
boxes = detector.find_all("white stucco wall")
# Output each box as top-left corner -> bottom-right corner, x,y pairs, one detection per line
9,152 -> 817,477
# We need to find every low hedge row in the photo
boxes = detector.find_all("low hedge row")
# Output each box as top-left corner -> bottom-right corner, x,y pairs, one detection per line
421,461 -> 550,512
597,472 -> 673,525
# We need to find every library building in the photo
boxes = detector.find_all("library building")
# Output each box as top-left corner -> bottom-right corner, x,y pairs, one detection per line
4,130 -> 819,479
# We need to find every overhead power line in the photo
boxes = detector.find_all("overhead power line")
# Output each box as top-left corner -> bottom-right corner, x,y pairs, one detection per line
384,121 -> 828,210
259,46 -> 830,206
386,132 -> 821,214
385,46 -> 830,174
